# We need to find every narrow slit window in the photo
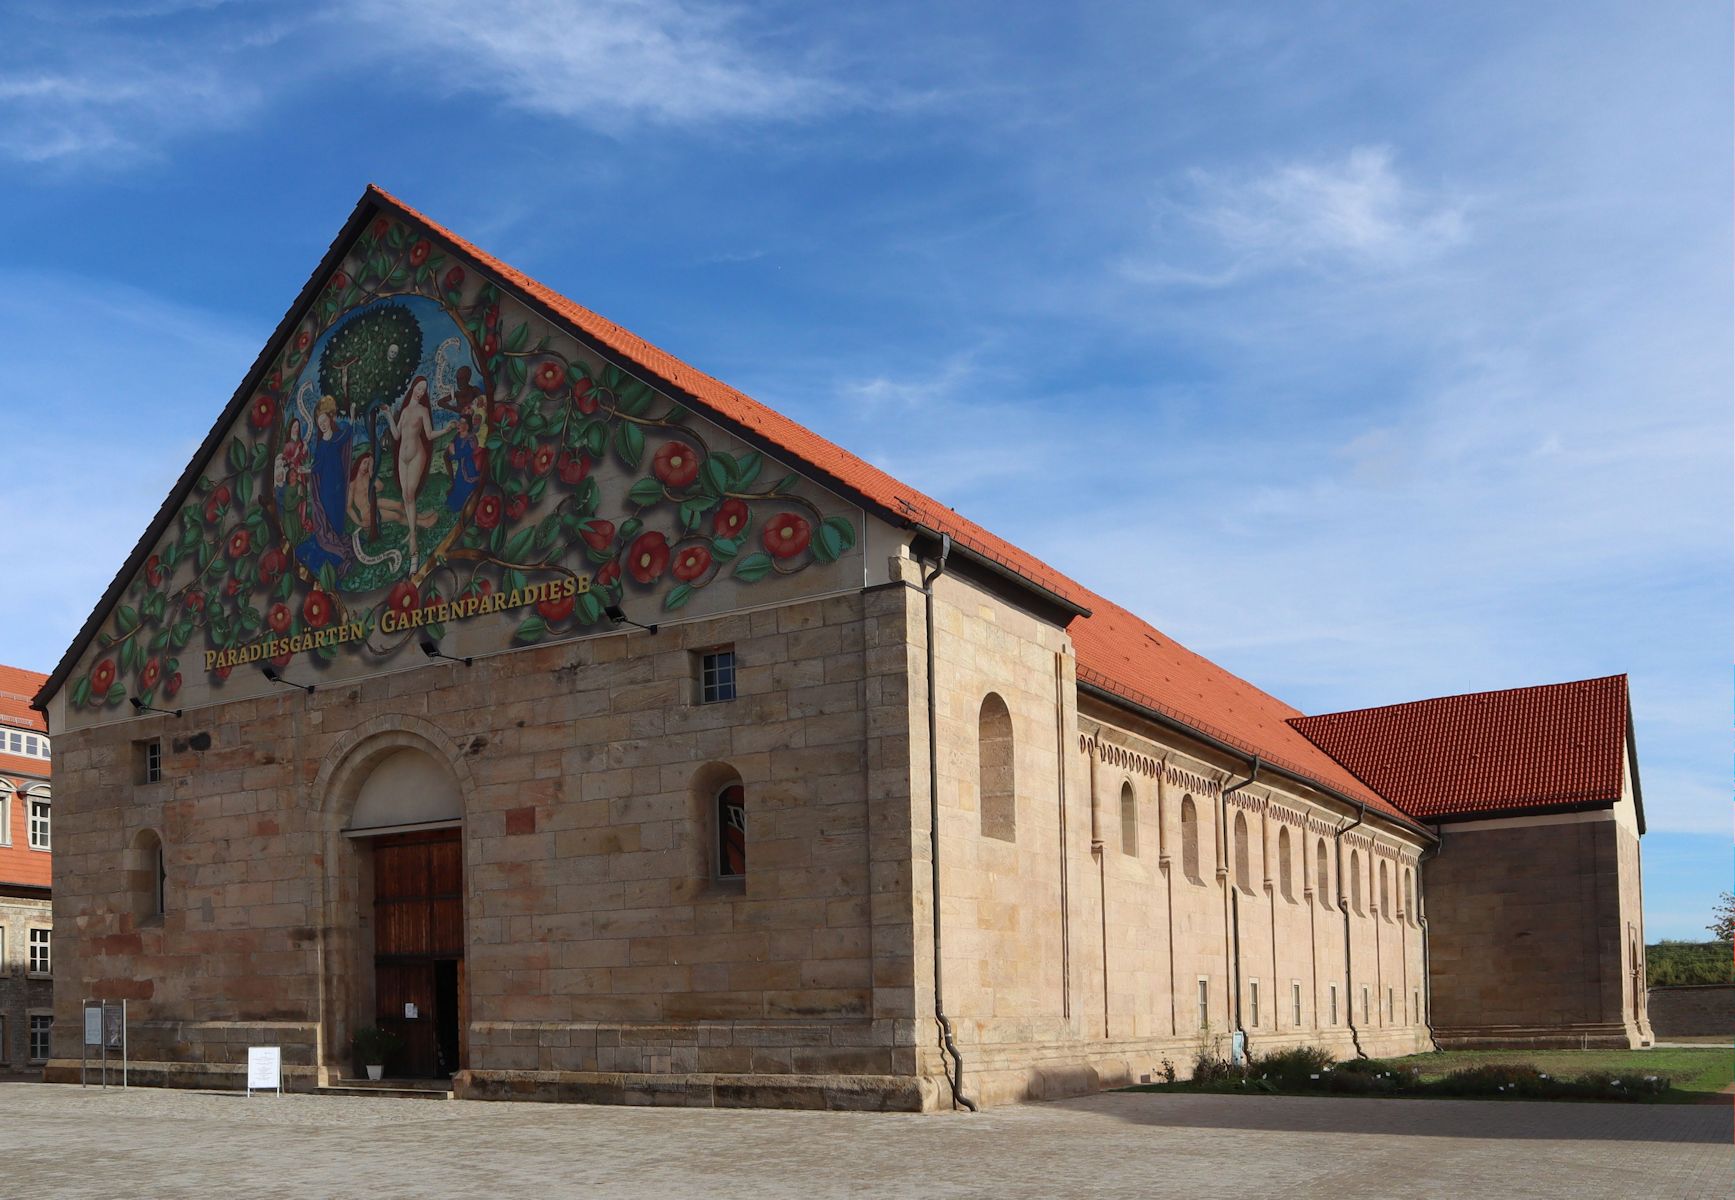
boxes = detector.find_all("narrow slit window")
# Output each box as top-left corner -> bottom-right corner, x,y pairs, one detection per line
1291,981 -> 1302,1027
1196,977 -> 1209,1029
1328,984 -> 1339,1026
1249,978 -> 1260,1027
1119,781 -> 1138,857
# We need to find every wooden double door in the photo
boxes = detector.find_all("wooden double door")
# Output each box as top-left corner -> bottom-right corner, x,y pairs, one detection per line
372,829 -> 465,1079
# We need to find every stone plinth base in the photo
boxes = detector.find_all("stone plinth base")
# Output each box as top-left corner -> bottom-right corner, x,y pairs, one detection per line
457,1068 -> 942,1111
1432,1022 -> 1647,1050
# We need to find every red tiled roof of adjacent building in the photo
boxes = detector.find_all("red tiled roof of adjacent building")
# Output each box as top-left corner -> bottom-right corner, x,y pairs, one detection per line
1288,674 -> 1633,825
1,664 -> 47,734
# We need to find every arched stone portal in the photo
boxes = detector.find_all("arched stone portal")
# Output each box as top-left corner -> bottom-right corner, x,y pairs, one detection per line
314,722 -> 471,1085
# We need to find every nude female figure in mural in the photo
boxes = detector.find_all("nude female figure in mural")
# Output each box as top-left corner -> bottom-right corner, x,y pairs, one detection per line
386,375 -> 437,571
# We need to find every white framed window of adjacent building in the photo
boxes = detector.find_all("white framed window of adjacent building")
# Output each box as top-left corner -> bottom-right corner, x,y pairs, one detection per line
1328,983 -> 1339,1025
0,781 -> 11,845
1248,978 -> 1260,1028
27,927 -> 49,976
1291,980 -> 1303,1028
27,792 -> 49,850
696,648 -> 737,704
28,1014 -> 51,1062
1196,977 -> 1210,1029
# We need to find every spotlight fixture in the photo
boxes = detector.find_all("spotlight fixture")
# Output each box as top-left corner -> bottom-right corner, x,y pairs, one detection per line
128,696 -> 182,719
603,603 -> 658,635
260,664 -> 315,694
419,637 -> 472,667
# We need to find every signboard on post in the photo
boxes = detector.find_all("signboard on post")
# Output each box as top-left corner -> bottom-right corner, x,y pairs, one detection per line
81,999 -> 127,1088
83,1006 -> 102,1047
246,1046 -> 282,1096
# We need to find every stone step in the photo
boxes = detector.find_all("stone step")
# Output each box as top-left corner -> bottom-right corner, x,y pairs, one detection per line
316,1080 -> 455,1101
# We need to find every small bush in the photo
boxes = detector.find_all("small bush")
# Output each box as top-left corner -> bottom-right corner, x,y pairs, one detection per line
1191,1049 -> 1235,1084
1254,1045 -> 1335,1084
1433,1063 -> 1550,1097
1158,1057 -> 1177,1084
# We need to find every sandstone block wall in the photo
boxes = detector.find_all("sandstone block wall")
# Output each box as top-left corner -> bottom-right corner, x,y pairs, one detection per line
1646,985 -> 1733,1038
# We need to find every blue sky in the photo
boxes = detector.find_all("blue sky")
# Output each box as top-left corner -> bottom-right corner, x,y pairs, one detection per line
0,1 -> 1726,937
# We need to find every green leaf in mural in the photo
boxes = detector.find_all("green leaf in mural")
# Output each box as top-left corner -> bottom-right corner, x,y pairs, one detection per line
616,381 -> 651,416
733,451 -> 762,489
70,677 -> 91,709
664,584 -> 693,611
502,527 -> 535,563
317,643 -> 339,662
227,438 -> 247,472
507,323 -> 529,353
504,569 -> 527,595
318,563 -> 338,594
710,536 -> 741,561
734,552 -> 774,583
584,422 -> 608,459
576,589 -> 604,625
812,515 -> 855,564
236,472 -> 254,507
823,515 -> 857,552
618,517 -> 642,544
116,605 -> 140,634
679,496 -> 713,532
106,683 -> 127,706
514,615 -> 546,643
774,473 -> 800,495
143,592 -> 167,620
252,442 -> 269,470
614,421 -> 644,470
626,477 -> 663,507
699,457 -> 729,497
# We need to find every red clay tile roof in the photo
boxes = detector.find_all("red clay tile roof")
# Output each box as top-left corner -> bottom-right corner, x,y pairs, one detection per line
1289,675 -> 1632,825
1,664 -> 47,734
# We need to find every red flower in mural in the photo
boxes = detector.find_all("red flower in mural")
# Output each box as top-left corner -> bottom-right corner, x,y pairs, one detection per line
572,379 -> 598,414
185,590 -> 204,612
268,603 -> 292,633
672,544 -> 712,583
140,658 -> 161,689
204,483 -> 231,524
372,218 -> 388,238
409,240 -> 431,266
579,519 -> 614,551
652,442 -> 700,488
483,333 -> 499,357
227,528 -> 251,558
145,554 -> 164,587
626,531 -> 669,584
303,589 -> 334,629
531,444 -> 556,476
259,547 -> 288,585
223,578 -> 241,598
475,494 -> 503,529
533,361 -> 565,392
270,649 -> 294,668
509,446 -> 530,471
295,330 -> 312,351
595,559 -> 620,587
249,394 -> 276,429
763,513 -> 810,559
386,580 -> 420,620
490,403 -> 518,431
164,672 -> 182,699
537,590 -> 575,623
556,450 -> 588,485
444,266 -> 464,290
91,659 -> 116,695
714,498 -> 749,539
505,494 -> 530,522
214,664 -> 232,681
331,271 -> 349,290
484,306 -> 499,329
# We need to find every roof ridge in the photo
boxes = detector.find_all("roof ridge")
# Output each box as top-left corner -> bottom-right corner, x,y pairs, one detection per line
1292,673 -> 1627,727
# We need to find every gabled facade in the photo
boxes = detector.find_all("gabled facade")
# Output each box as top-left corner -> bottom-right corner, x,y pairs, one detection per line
0,663 -> 52,1074
30,187 -> 1641,1108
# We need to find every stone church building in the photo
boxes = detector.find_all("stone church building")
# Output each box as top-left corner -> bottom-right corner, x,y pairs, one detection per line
33,187 -> 1651,1109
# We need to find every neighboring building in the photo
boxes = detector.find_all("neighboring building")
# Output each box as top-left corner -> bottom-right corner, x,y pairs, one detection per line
0,664 -> 52,1076
1294,676 -> 1653,1048
30,187 -> 1649,1109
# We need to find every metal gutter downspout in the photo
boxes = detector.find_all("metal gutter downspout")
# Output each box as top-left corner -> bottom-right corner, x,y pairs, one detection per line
1335,801 -> 1369,1058
1221,757 -> 1259,1055
1417,824 -> 1445,1051
921,536 -> 976,1112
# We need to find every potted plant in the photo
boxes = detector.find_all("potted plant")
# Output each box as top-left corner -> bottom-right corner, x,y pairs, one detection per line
352,1025 -> 402,1081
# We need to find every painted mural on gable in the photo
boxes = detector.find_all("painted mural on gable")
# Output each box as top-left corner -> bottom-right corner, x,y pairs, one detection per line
66,214 -> 861,721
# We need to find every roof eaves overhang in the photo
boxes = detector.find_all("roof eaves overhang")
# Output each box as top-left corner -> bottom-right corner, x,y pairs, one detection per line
1077,678 -> 1434,842
910,527 -> 1091,621
1424,795 -> 1622,827
1625,700 -> 1646,836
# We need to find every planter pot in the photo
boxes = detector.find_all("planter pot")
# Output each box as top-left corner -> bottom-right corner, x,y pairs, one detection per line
366,1064 -> 384,1081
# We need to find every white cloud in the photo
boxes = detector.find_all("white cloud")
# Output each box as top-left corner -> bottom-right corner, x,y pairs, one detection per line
345,0 -> 846,130
1127,146 -> 1469,285
0,64 -> 262,166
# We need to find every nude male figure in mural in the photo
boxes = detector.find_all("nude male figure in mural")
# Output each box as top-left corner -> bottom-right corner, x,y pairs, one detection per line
386,375 -> 437,570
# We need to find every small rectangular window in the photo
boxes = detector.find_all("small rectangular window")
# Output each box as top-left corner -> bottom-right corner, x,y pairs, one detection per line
1196,977 -> 1209,1029
28,928 -> 50,975
1360,986 -> 1370,1024
698,649 -> 737,704
28,1015 -> 51,1062
1328,984 -> 1339,1026
1291,980 -> 1302,1027
1248,979 -> 1260,1028
27,799 -> 49,850
1387,987 -> 1395,1024
7,731 -> 19,753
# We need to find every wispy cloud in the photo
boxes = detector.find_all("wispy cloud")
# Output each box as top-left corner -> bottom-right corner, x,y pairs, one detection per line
0,64 -> 263,166
346,0 -> 847,130
1127,146 -> 1469,286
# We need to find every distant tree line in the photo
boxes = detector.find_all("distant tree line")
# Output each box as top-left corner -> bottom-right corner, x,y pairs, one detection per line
1647,940 -> 1735,987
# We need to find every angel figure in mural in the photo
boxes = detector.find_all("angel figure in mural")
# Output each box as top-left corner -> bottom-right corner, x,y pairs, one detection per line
295,395 -> 356,575
444,412 -> 483,513
385,375 -> 438,571
274,418 -> 308,490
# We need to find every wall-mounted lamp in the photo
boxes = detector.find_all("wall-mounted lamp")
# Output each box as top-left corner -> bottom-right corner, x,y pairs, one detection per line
260,664 -> 315,694
604,603 -> 658,635
128,696 -> 182,719
420,637 -> 472,667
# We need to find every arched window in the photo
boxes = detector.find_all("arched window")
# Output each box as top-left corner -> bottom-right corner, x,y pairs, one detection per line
1379,860 -> 1391,921
1315,838 -> 1332,909
1180,795 -> 1201,884
1278,826 -> 1294,902
1404,867 -> 1416,924
1349,849 -> 1363,914
129,828 -> 166,921
978,693 -> 1015,842
716,781 -> 746,879
1233,812 -> 1252,894
1119,781 -> 1138,857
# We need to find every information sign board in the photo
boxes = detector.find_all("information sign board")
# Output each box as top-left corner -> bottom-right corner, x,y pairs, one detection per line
246,1046 -> 282,1095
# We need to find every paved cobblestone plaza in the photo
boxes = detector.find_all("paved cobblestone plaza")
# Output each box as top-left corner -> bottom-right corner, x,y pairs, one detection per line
0,1083 -> 1726,1199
